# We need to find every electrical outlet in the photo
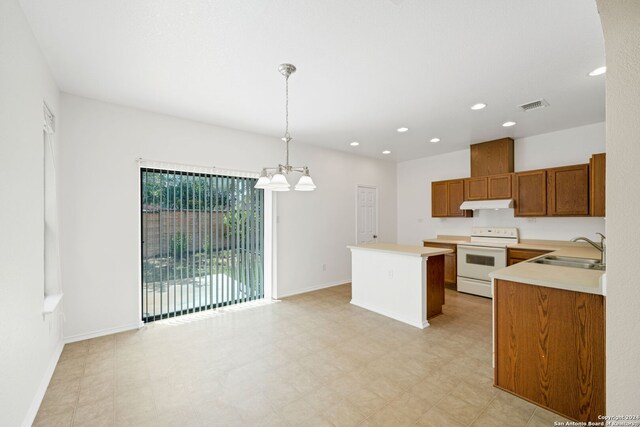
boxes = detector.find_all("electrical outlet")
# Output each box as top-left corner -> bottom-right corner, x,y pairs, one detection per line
527,217 -> 537,223
388,269 -> 394,279
417,218 -> 424,223
322,264 -> 326,271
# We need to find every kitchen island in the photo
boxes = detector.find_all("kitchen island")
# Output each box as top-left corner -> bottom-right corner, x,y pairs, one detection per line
347,243 -> 452,329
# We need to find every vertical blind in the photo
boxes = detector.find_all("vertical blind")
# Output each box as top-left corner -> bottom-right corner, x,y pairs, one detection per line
141,168 -> 264,322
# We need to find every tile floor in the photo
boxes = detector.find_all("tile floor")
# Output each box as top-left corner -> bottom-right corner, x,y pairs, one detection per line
34,285 -> 570,426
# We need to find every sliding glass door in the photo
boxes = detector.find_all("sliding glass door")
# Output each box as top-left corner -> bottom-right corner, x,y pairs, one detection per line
140,168 -> 264,322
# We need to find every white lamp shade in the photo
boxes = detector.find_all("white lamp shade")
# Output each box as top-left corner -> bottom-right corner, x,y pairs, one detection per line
268,173 -> 290,191
295,174 -> 316,191
254,176 -> 271,189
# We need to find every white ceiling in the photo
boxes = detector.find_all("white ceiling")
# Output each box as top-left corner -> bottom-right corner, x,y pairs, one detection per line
20,0 -> 605,161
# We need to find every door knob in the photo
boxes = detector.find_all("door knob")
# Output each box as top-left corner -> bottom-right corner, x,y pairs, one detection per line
373,235 -> 378,238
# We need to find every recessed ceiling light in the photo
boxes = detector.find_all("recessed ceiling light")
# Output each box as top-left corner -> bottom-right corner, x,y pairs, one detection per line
502,121 -> 517,127
430,138 -> 440,143
382,150 -> 391,154
350,141 -> 359,146
471,103 -> 487,110
396,127 -> 409,133
589,66 -> 606,77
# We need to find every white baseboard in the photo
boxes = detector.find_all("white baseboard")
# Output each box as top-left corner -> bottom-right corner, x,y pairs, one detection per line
276,279 -> 350,299
22,340 -> 64,427
64,321 -> 143,344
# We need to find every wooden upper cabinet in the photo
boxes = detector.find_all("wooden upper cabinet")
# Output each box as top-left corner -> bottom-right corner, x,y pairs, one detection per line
437,152 -> 603,218
547,164 -> 590,216
447,179 -> 469,217
464,173 -> 513,201
488,173 -> 512,199
464,177 -> 488,200
470,138 -> 514,177
514,170 -> 547,216
431,181 -> 448,217
590,153 -> 606,217
431,179 -> 473,218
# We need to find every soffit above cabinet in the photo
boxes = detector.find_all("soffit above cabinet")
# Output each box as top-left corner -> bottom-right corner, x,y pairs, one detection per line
470,138 -> 514,177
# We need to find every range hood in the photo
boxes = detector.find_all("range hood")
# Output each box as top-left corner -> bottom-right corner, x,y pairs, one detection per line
460,199 -> 513,210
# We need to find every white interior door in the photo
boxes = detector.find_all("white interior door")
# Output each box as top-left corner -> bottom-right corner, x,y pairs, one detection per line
357,186 -> 378,244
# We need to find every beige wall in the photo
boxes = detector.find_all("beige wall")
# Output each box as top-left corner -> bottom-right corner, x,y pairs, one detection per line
596,0 -> 640,415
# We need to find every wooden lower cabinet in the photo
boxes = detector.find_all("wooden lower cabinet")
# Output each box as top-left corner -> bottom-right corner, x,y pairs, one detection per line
507,248 -> 552,265
494,279 -> 605,422
426,255 -> 445,319
423,242 -> 457,290
443,254 -> 455,288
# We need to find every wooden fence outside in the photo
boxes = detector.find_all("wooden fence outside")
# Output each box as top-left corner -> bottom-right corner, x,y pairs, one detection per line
142,210 -> 231,257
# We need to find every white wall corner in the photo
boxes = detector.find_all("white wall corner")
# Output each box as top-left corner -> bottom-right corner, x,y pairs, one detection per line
21,341 -> 64,427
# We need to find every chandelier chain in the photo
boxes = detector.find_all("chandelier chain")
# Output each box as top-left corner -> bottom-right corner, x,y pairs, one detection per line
284,74 -> 290,140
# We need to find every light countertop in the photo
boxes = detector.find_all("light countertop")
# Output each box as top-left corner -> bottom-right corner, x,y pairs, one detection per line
423,235 -> 470,245
348,243 -> 453,257
423,235 -> 606,295
424,236 -> 595,251
490,261 -> 604,295
491,244 -> 605,295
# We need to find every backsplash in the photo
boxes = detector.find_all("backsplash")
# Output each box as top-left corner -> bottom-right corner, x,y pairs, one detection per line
473,209 -> 605,241
413,212 -> 605,243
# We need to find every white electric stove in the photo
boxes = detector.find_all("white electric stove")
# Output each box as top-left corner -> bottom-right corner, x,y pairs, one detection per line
457,227 -> 519,298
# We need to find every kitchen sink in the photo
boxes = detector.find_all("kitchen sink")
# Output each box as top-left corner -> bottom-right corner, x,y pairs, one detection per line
531,255 -> 605,271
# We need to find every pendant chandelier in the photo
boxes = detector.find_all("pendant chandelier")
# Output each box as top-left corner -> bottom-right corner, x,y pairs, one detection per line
254,64 -> 316,192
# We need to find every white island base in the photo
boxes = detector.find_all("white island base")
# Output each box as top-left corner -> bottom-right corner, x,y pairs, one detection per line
347,243 -> 452,329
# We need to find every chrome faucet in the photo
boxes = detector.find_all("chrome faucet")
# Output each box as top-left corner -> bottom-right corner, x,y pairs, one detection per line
571,233 -> 606,266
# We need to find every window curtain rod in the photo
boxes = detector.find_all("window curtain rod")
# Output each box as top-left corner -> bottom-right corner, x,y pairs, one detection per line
136,158 -> 259,179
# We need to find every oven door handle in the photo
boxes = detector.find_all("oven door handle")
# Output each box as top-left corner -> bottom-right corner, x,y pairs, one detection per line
458,245 -> 506,253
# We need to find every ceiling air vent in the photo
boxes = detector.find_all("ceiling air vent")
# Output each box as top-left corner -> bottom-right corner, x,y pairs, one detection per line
518,99 -> 549,112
